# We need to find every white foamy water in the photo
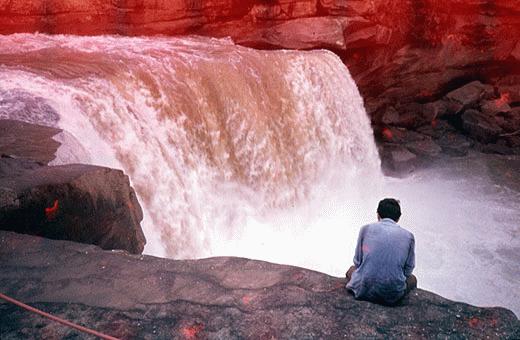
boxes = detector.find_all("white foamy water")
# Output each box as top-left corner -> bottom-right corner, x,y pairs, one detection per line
386,162 -> 520,317
0,34 -> 518,316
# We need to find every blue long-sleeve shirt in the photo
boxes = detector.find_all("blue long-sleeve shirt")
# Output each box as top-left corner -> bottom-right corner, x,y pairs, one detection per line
346,218 -> 415,305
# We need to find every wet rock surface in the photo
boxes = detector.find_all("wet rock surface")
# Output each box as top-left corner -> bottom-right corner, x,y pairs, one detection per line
461,109 -> 503,143
0,119 -> 146,254
377,81 -> 520,175
0,231 -> 519,339
379,144 -> 418,176
0,119 -> 61,165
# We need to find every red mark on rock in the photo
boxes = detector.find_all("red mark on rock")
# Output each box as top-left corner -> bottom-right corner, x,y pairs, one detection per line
181,323 -> 203,339
431,119 -> 438,128
291,271 -> 304,281
242,295 -> 253,305
419,90 -> 433,98
494,92 -> 510,106
45,200 -> 59,221
489,318 -> 498,327
382,128 -> 393,140
468,317 -> 480,327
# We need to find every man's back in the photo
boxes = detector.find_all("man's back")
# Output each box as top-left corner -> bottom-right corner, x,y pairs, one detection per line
346,218 -> 415,305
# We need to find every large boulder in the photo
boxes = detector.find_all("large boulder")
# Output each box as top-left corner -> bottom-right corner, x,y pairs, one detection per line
0,157 -> 146,254
405,138 -> 442,159
435,132 -> 473,157
445,81 -> 494,112
1,231 -> 518,339
0,119 -> 145,254
462,109 -> 503,143
380,144 -> 418,175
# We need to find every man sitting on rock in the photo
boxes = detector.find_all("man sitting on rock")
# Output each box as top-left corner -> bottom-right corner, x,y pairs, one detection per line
345,198 -> 417,305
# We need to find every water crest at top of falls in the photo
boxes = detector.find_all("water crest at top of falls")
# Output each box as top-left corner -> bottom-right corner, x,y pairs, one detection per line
0,34 -> 381,260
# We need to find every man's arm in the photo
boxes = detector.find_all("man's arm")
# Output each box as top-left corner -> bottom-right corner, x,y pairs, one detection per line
404,234 -> 415,278
353,225 -> 366,268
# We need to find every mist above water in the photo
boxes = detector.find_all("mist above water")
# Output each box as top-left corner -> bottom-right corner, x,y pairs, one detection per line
0,34 -> 518,317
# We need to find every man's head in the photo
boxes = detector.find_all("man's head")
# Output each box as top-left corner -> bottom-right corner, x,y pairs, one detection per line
377,198 -> 401,222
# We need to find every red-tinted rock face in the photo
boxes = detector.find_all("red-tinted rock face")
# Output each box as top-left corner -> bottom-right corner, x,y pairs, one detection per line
0,0 -> 519,121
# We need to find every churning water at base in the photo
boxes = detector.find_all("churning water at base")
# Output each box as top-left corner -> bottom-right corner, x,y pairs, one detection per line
1,34 -> 518,316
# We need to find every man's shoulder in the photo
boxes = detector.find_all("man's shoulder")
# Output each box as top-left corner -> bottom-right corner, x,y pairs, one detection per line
360,222 -> 385,236
361,222 -> 378,232
363,220 -> 389,230
361,221 -> 414,237
398,225 -> 415,240
364,220 -> 385,228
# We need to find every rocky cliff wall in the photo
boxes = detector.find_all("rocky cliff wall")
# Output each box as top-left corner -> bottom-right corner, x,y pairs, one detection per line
1,0 -> 519,120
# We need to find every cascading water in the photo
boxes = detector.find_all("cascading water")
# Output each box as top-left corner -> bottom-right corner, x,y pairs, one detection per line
1,34 -> 519,316
0,34 -> 382,266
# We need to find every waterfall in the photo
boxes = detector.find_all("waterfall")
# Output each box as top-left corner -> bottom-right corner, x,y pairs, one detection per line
2,34 -> 520,316
0,34 -> 382,268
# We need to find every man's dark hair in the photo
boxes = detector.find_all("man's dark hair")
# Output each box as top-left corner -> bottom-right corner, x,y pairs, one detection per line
377,198 -> 401,222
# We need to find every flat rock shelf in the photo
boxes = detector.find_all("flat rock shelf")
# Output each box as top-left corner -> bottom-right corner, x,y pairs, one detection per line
1,231 -> 518,339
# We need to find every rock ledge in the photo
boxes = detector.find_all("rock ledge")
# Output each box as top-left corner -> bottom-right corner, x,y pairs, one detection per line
1,231 -> 518,339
